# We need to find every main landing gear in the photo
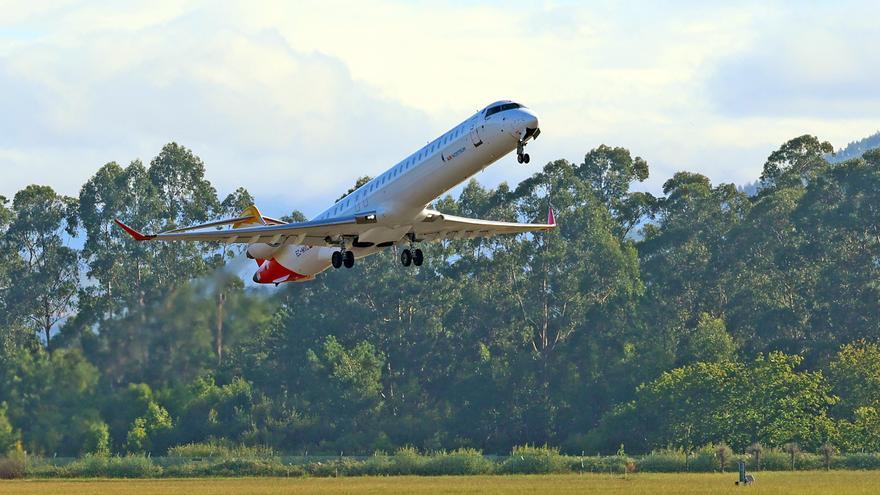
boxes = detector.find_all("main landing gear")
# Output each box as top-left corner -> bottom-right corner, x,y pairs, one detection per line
516,139 -> 530,164
400,248 -> 424,267
331,249 -> 355,269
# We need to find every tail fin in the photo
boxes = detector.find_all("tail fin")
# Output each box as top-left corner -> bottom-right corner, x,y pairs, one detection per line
233,205 -> 267,229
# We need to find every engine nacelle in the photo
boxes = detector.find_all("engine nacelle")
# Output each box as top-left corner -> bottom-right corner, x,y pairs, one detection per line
251,244 -> 338,284
247,243 -> 281,261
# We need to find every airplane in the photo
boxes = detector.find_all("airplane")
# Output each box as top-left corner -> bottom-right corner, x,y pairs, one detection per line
115,100 -> 556,285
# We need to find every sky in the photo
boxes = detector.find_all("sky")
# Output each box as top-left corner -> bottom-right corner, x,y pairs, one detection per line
1,1 -> 878,217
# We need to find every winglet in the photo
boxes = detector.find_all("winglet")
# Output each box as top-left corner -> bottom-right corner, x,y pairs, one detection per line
547,206 -> 556,226
114,219 -> 155,241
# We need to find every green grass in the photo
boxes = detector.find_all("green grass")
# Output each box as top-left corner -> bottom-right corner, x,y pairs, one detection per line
2,472 -> 879,495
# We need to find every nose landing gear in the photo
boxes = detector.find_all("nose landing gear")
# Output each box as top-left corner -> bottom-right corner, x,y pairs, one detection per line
516,139 -> 531,164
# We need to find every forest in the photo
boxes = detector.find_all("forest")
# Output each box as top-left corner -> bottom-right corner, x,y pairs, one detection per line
0,135 -> 878,459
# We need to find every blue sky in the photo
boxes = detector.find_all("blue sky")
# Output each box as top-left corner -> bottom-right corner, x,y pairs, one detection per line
1,1 -> 878,217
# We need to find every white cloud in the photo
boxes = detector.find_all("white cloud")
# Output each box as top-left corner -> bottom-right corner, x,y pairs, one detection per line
0,1 -> 877,215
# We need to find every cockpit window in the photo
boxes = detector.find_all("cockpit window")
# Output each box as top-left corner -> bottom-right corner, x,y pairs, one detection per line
485,102 -> 522,118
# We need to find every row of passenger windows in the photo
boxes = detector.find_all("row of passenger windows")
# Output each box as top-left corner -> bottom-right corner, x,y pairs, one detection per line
322,119 -> 473,218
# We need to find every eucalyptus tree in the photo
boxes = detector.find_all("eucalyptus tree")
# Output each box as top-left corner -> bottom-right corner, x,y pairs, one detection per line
1,186 -> 79,353
637,173 -> 749,371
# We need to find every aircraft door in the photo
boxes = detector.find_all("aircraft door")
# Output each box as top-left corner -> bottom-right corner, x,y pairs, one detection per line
469,120 -> 483,148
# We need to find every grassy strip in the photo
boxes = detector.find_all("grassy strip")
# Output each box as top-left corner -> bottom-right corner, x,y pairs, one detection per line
7,446 -> 880,479
4,473 -> 880,495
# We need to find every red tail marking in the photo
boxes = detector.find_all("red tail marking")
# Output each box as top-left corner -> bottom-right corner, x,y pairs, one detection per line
114,219 -> 155,241
547,207 -> 556,226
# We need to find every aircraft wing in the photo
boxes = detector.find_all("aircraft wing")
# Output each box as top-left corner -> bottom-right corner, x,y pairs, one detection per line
411,207 -> 556,242
115,211 -> 380,246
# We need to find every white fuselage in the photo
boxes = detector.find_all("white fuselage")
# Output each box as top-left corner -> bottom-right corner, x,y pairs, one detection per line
250,101 -> 539,282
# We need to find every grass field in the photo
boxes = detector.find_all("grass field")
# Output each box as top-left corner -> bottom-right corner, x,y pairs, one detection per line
1,472 -> 878,495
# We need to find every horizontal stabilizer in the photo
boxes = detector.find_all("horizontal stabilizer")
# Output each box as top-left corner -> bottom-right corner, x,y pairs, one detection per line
114,219 -> 155,241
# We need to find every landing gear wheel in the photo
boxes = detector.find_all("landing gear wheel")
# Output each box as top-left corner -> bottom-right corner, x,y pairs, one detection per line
517,154 -> 524,164
343,250 -> 355,268
523,153 -> 530,164
400,249 -> 412,267
331,251 -> 343,269
413,248 -> 424,267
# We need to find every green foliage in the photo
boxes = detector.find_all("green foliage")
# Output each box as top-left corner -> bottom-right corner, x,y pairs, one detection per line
186,458 -> 289,477
0,403 -> 19,454
499,445 -> 571,474
1,185 -> 79,353
167,440 -> 276,458
81,420 -> 111,456
0,138 -> 878,462
636,450 -> 691,472
421,449 -> 495,475
124,402 -> 172,454
61,454 -> 161,478
837,453 -> 880,470
830,341 -> 880,416
596,352 -> 838,453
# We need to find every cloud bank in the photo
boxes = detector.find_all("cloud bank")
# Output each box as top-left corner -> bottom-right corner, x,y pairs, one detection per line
1,1 -> 877,215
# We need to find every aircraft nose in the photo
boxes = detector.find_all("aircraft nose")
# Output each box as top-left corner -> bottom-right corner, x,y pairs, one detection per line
523,110 -> 538,131
515,109 -> 540,141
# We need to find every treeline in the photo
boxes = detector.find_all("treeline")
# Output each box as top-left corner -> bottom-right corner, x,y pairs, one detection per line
0,138 -> 877,460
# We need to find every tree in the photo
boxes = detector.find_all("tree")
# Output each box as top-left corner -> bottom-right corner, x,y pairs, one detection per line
760,135 -> 833,190
0,403 -> 18,454
679,313 -> 736,365
577,145 -> 652,237
337,176 -> 373,201
2,186 -> 79,353
148,143 -> 218,226
0,348 -> 102,456
124,402 -> 172,454
828,340 -> 880,417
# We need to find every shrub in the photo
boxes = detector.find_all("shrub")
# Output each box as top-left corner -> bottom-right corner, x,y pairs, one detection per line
782,442 -> 801,470
576,455 -> 629,473
202,458 -> 288,477
422,449 -> 494,475
499,445 -> 570,474
63,454 -> 161,478
82,420 -> 111,456
688,445 -> 720,472
746,443 -> 764,470
161,460 -> 213,477
306,458 -> 362,477
797,453 -> 823,470
760,449 -> 792,471
637,449 -> 689,472
716,443 -> 733,472
166,440 -> 276,459
0,453 -> 25,479
388,447 -> 428,475
819,443 -> 836,470
350,453 -> 393,476
839,453 -> 880,470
